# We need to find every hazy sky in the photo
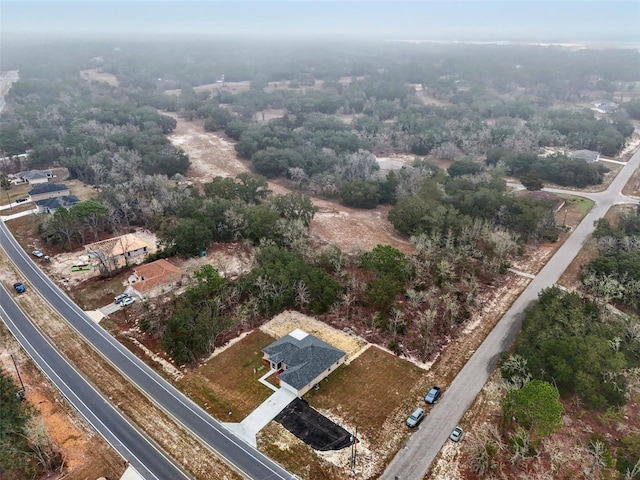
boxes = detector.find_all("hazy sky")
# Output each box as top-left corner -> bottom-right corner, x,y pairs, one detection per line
2,1 -> 639,42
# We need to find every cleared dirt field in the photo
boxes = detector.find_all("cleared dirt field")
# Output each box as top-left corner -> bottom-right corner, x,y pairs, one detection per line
79,68 -> 119,87
164,113 -> 415,254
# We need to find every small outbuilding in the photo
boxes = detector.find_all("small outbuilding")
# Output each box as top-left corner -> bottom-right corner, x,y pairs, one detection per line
262,329 -> 346,397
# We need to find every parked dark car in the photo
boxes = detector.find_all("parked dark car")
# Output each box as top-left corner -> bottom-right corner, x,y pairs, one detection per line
425,386 -> 441,404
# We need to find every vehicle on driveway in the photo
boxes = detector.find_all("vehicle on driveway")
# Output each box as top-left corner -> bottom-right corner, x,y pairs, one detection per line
114,293 -> 130,304
15,198 -> 29,204
32,250 -> 44,258
13,282 -> 25,293
406,408 -> 425,428
118,297 -> 135,307
449,426 -> 463,442
424,386 -> 441,404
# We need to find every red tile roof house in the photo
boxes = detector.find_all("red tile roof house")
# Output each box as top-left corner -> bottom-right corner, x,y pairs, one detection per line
128,259 -> 184,299
262,329 -> 346,397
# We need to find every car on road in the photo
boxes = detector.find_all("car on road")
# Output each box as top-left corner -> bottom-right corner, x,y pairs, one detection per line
118,297 -> 135,307
13,282 -> 25,293
424,386 -> 441,404
114,293 -> 130,304
406,407 -> 425,428
449,426 -> 463,442
32,250 -> 44,258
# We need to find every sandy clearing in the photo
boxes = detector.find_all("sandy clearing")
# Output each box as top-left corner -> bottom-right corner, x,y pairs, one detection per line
260,310 -> 369,361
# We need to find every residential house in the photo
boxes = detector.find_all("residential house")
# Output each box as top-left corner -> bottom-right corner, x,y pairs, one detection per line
85,233 -> 150,271
28,183 -> 70,202
35,195 -> 81,214
13,169 -> 52,185
568,149 -> 600,164
262,329 -> 346,397
129,259 -> 183,298
591,100 -> 618,114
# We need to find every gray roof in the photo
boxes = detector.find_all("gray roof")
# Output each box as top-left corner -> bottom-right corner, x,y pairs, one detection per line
263,330 -> 346,390
568,149 -> 599,163
29,183 -> 68,195
15,169 -> 51,181
35,195 -> 80,211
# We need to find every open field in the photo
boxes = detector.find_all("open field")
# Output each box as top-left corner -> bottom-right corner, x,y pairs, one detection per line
79,68 -> 119,87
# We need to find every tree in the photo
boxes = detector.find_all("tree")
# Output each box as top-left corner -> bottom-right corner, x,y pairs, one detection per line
158,218 -> 213,257
271,192 -> 317,226
0,368 -> 34,477
447,160 -> 482,178
163,265 -> 233,364
504,380 -> 563,438
236,172 -> 270,204
520,171 -> 544,191
360,244 -> 411,282
339,180 -> 380,209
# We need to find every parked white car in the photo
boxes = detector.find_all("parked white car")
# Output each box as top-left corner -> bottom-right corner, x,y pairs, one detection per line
118,297 -> 136,307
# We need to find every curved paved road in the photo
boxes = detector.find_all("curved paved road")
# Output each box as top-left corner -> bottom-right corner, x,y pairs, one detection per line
382,149 -> 640,480
0,223 -> 295,480
0,287 -> 191,480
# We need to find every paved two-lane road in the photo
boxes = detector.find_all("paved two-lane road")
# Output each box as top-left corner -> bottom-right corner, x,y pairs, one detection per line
0,222 -> 295,480
382,148 -> 640,480
0,286 -> 191,480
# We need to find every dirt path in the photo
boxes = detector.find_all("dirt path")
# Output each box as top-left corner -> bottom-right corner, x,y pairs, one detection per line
164,113 -> 414,254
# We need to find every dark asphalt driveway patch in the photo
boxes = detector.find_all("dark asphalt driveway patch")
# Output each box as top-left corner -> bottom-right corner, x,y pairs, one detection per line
274,398 -> 353,451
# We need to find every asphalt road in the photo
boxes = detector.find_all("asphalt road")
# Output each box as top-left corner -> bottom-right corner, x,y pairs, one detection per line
0,223 -> 295,480
381,148 -> 640,480
0,286 -> 191,480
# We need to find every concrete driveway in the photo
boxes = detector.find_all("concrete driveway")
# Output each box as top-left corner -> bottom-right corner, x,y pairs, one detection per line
224,387 -> 297,447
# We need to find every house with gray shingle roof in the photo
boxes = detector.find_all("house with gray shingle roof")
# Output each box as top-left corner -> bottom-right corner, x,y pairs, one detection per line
14,169 -> 52,184
35,195 -> 81,214
568,149 -> 599,164
262,329 -> 346,397
28,183 -> 70,201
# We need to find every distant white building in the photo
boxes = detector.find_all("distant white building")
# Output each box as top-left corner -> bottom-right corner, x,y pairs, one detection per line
591,100 -> 618,114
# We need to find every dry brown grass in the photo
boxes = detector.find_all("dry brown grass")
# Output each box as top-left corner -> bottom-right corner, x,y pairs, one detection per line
0,248 -> 240,480
179,330 -> 275,421
305,346 -> 425,442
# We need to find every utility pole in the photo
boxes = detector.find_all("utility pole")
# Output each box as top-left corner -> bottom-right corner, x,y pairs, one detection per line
11,354 -> 26,400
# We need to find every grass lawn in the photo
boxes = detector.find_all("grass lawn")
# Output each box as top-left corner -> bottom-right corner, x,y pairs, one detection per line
560,195 -> 595,216
178,329 -> 276,421
305,345 -> 426,442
